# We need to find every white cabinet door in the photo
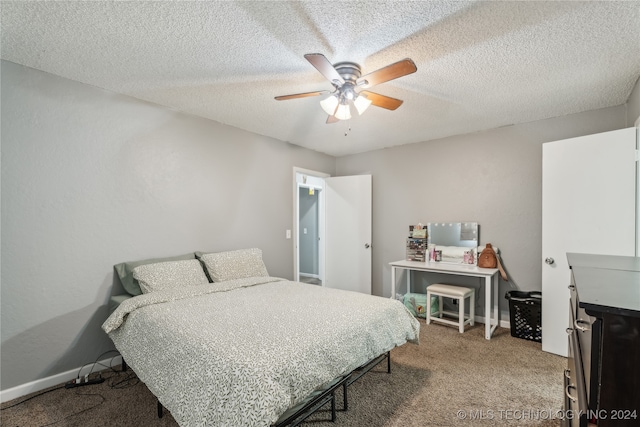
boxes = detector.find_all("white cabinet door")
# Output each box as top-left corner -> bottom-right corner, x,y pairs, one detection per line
324,175 -> 372,294
542,127 -> 636,356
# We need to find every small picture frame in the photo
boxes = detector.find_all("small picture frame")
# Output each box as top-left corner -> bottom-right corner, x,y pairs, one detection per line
409,224 -> 427,239
412,228 -> 427,238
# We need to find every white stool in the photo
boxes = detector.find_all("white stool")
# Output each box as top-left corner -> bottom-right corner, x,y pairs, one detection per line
426,284 -> 475,333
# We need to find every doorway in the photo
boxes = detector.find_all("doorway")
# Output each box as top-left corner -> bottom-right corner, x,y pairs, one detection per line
293,168 -> 372,294
294,168 -> 328,285
298,185 -> 322,284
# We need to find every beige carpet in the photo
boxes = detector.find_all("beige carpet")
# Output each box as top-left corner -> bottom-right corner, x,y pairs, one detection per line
1,320 -> 566,426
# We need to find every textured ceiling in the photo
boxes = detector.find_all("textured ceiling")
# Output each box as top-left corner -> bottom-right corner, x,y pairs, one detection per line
2,1 -> 639,157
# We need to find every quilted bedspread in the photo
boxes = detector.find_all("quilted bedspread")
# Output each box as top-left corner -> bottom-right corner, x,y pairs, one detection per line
102,277 -> 420,427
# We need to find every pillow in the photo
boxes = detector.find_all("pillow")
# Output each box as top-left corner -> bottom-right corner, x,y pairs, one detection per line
114,252 -> 196,296
198,248 -> 269,282
132,259 -> 209,294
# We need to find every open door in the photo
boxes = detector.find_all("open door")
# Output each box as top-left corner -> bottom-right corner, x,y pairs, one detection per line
324,175 -> 372,294
541,127 -> 636,356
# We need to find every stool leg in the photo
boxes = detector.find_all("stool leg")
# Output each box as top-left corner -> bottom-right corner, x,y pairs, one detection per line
426,291 -> 432,325
438,296 -> 443,319
470,291 -> 475,326
459,296 -> 464,333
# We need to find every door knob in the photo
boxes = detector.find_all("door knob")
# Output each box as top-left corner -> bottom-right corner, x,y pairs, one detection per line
545,257 -> 555,265
364,243 -> 370,249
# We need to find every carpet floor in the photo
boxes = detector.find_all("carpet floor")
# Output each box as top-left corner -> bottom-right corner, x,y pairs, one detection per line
1,319 -> 566,426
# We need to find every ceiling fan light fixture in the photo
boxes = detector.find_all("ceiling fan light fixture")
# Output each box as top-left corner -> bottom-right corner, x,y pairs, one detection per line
344,86 -> 356,100
353,95 -> 372,115
320,94 -> 339,115
334,103 -> 351,121
277,54 -> 416,124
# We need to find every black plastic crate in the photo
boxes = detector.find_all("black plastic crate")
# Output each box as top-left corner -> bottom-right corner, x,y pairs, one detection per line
505,291 -> 542,342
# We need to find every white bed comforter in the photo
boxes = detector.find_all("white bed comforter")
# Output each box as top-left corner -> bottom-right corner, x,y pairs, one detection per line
102,277 -> 420,427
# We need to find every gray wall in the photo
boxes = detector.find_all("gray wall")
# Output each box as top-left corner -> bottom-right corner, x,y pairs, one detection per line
628,76 -> 640,127
2,58 -> 638,393
336,104 -> 630,317
0,61 -> 335,390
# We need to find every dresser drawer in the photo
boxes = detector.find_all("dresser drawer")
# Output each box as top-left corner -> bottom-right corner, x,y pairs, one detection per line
564,338 -> 581,427
575,302 -> 600,409
565,307 -> 588,426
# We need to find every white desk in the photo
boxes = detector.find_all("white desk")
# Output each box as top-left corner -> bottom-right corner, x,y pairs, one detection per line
389,259 -> 500,340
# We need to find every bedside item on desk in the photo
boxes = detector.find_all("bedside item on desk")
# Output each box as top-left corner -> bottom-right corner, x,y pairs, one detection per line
407,224 -> 428,261
463,250 -> 474,264
430,245 -> 474,264
406,237 -> 428,262
412,228 -> 426,238
478,244 -> 497,268
478,243 -> 508,280
409,223 -> 427,238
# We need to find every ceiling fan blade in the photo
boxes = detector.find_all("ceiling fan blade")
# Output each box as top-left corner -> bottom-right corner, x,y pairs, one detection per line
275,90 -> 329,101
359,91 -> 404,110
304,53 -> 345,86
326,115 -> 339,124
325,101 -> 341,124
357,59 -> 417,89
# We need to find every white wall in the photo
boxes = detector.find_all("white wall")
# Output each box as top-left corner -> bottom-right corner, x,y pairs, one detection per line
0,60 -> 335,391
336,104 -> 628,317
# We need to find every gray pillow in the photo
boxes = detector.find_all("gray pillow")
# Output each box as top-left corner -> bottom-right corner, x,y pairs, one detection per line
199,248 -> 269,282
114,252 -> 196,296
133,259 -> 209,294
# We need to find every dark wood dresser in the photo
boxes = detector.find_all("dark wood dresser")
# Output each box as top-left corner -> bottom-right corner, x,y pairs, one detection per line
565,253 -> 640,427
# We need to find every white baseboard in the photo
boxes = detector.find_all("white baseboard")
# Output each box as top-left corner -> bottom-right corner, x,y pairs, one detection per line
0,355 -> 122,403
473,315 -> 511,329
421,313 -> 511,329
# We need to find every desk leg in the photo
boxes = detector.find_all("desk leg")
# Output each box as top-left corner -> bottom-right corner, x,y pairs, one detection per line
406,271 -> 410,296
391,267 -> 396,299
485,275 -> 491,339
492,274 -> 499,334
484,274 -> 499,340
390,267 -> 409,300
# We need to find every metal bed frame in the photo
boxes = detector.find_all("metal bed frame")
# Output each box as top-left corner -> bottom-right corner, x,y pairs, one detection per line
127,350 -> 392,426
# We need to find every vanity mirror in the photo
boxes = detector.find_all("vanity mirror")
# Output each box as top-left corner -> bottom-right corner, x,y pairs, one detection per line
427,222 -> 479,265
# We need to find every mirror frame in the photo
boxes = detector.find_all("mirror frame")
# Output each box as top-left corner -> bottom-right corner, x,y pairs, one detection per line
426,222 -> 479,265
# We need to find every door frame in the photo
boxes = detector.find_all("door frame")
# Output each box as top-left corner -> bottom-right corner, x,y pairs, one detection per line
293,167 -> 330,282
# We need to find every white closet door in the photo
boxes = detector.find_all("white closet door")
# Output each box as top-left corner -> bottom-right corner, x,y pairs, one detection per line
324,175 -> 372,294
542,127 -> 636,356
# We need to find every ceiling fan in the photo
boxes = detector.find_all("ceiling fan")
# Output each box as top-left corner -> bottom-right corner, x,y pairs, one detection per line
275,53 -> 417,124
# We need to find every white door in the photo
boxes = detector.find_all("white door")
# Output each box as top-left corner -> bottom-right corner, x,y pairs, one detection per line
542,127 -> 637,356
324,175 -> 372,294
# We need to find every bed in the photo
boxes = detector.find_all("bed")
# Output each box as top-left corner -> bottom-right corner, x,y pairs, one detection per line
102,248 -> 420,427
